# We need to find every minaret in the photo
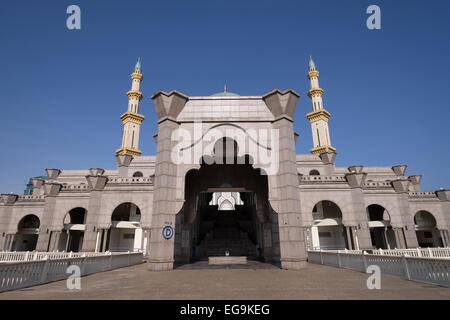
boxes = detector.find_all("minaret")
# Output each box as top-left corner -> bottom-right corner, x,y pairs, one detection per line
306,56 -> 336,155
116,59 -> 145,156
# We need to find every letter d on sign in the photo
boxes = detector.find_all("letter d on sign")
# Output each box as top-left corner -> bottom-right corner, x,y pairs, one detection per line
66,265 -> 81,290
366,5 -> 381,30
66,5 -> 81,30
366,265 -> 381,290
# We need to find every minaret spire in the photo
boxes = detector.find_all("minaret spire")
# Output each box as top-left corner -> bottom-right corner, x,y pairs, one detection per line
116,59 -> 145,156
306,57 -> 336,155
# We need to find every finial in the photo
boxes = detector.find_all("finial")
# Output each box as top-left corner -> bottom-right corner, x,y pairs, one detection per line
309,55 -> 315,68
135,57 -> 141,70
224,84 -> 227,94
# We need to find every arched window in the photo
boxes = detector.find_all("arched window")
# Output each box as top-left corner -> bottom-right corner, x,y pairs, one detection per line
414,211 -> 440,247
367,204 -> 390,222
366,205 -> 395,249
112,202 -> 141,222
309,169 -> 320,176
133,171 -> 143,177
18,215 -> 40,230
311,200 -> 346,250
13,215 -> 40,251
64,207 -> 87,224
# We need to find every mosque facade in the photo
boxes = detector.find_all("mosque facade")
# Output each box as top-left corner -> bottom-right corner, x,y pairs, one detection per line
1,58 -> 449,271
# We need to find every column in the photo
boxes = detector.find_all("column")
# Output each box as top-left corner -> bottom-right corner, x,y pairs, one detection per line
48,231 -> 62,252
352,226 -> 360,250
440,230 -> 448,247
384,227 -> 390,249
393,228 -> 403,249
148,119 -> 183,271
271,117 -> 306,269
94,230 -> 101,252
345,226 -> 353,250
311,226 -> 320,249
134,228 -> 143,252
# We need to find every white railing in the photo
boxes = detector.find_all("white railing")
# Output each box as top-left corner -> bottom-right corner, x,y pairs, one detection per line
308,250 -> 450,287
370,248 -> 450,258
0,251 -> 108,263
0,252 -> 143,292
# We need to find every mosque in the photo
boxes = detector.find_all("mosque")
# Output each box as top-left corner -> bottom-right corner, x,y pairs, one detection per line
0,58 -> 449,271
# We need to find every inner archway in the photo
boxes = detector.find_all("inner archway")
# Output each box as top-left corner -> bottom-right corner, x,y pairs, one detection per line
311,200 -> 346,250
367,204 -> 396,249
109,202 -> 142,252
12,215 -> 40,251
61,207 -> 87,252
414,211 -> 441,247
174,152 -> 280,266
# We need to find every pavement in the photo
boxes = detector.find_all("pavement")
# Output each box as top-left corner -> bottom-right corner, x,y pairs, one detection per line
1,262 -> 449,300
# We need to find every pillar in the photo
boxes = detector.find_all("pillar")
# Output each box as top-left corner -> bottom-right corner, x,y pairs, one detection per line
311,226 -> 320,249
148,118 -> 183,271
270,117 -> 306,269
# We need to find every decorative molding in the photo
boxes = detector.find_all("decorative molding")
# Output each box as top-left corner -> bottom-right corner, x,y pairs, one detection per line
89,168 -> 105,176
120,111 -> 145,124
392,165 -> 407,176
348,165 -> 364,173
116,154 -> 134,167
306,109 -> 331,122
115,147 -> 142,157
151,90 -> 189,120
307,70 -> 319,79
391,179 -> 410,193
307,88 -> 324,98
261,88 -> 300,119
45,168 -> 61,180
126,90 -> 143,100
435,189 -> 450,201
311,146 -> 336,156
85,175 -> 108,191
345,172 -> 367,188
408,175 -> 422,185
1,194 -> 19,205
131,72 -> 143,81
43,182 -> 62,197
29,178 -> 44,189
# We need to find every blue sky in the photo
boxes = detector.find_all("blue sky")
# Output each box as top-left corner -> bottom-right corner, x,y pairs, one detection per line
0,0 -> 449,193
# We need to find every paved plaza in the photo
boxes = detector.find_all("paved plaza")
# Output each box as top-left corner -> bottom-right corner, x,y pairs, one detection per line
1,262 -> 449,300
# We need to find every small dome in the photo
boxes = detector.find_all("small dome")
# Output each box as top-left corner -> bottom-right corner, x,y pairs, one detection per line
309,56 -> 316,68
210,91 -> 239,97
211,85 -> 239,96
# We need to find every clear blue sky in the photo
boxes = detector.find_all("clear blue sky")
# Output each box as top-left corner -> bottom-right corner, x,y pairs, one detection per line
0,0 -> 449,193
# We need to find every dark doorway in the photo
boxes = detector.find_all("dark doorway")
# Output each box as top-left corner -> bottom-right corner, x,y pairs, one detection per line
174,145 -> 280,266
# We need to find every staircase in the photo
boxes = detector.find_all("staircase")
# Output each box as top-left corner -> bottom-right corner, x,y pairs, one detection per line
196,211 -> 257,258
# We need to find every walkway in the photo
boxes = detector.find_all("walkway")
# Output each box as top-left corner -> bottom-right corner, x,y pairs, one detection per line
1,262 -> 449,299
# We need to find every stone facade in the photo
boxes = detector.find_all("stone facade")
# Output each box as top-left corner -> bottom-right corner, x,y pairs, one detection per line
1,61 -> 449,271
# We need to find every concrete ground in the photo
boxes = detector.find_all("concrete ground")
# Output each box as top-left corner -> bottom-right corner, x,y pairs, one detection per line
1,262 -> 449,300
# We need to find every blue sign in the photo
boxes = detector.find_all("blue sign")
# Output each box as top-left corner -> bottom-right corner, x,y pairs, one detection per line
162,226 -> 174,240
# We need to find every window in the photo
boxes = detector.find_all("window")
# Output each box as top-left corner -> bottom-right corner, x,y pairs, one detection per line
309,169 -> 320,176
133,171 -> 143,177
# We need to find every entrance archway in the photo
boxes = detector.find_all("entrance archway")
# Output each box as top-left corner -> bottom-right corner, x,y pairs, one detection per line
311,200 -> 346,250
109,202 -> 142,252
174,138 -> 280,265
367,204 -> 396,249
61,207 -> 87,252
12,215 -> 40,251
414,211 -> 441,247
